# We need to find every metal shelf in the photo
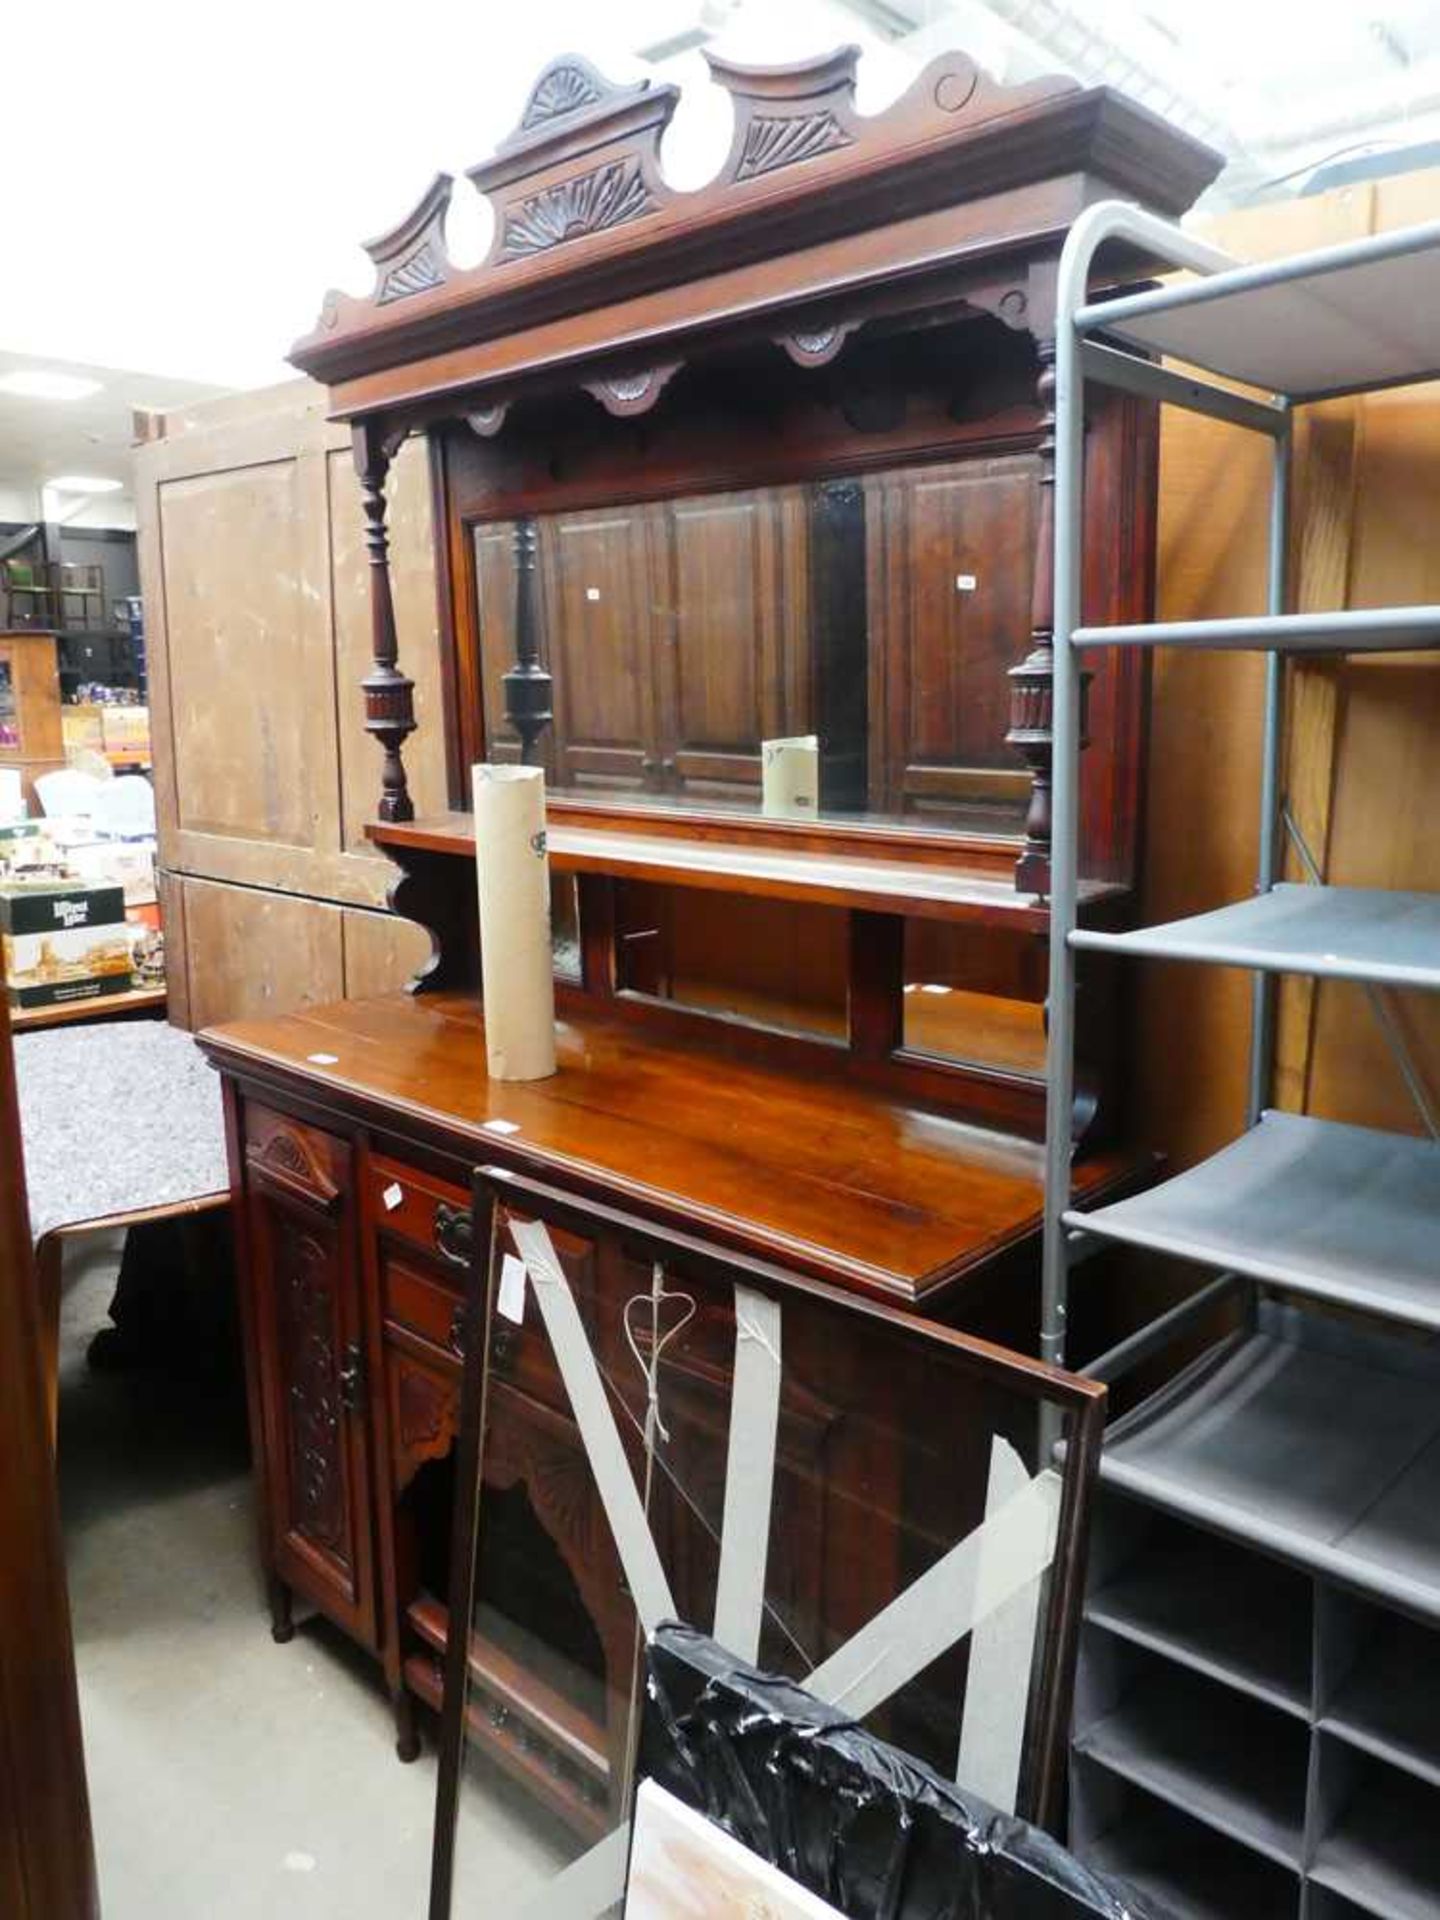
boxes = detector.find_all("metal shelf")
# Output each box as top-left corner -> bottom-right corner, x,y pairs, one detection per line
1099,1306 -> 1440,1623
1071,884 -> 1440,992
1074,217 -> 1440,402
1065,1111 -> 1440,1332
1070,606 -> 1440,654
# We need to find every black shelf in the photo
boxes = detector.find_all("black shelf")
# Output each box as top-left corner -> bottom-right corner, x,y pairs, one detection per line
1087,1512 -> 1311,1717
1074,1648 -> 1309,1868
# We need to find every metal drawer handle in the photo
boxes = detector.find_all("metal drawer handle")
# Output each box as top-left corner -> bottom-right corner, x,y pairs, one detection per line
434,1201 -> 473,1269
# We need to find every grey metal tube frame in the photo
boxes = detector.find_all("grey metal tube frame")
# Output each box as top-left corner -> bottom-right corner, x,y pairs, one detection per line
1043,202 -> 1292,1373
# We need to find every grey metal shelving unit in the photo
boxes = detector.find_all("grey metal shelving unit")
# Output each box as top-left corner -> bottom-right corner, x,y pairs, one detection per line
1043,203 -> 1440,1919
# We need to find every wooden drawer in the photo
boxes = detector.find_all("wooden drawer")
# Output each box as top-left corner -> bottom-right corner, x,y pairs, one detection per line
383,1252 -> 468,1362
245,1101 -> 349,1214
366,1152 -> 473,1273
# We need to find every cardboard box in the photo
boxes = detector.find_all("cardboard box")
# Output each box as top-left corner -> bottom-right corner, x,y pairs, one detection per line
101,706 -> 150,765
5,922 -> 136,1009
0,882 -> 125,937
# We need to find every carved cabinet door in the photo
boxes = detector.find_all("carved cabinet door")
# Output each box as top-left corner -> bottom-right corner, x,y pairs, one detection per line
242,1106 -> 378,1650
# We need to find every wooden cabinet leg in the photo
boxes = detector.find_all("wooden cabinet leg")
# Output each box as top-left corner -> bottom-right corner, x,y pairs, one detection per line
268,1574 -> 295,1645
393,1683 -> 421,1763
36,1234 -> 63,1450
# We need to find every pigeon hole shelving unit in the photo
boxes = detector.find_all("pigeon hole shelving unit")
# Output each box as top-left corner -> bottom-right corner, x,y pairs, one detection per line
1043,202 -> 1440,1919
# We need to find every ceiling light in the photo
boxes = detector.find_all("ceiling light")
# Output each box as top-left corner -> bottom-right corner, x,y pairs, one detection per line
47,474 -> 123,495
0,370 -> 102,402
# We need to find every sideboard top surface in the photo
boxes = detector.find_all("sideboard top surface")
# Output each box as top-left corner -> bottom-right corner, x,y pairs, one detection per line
200,989 -> 1132,1307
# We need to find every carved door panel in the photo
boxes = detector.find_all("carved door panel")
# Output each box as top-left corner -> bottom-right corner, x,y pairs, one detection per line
654,488 -> 811,804
868,454 -> 1037,828
541,506 -> 661,795
243,1106 -> 378,1649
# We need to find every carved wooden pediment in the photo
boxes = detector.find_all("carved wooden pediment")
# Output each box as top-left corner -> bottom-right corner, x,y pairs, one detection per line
292,42 -> 1222,401
469,54 -> 678,267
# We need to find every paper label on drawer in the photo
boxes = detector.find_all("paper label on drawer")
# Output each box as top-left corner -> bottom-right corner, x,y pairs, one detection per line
381,1182 -> 403,1212
498,1254 -> 528,1325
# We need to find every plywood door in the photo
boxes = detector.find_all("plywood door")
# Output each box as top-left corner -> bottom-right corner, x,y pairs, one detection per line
542,506 -> 661,794
137,384 -> 446,912
868,454 -> 1036,825
656,488 -> 810,804
173,875 -> 344,1030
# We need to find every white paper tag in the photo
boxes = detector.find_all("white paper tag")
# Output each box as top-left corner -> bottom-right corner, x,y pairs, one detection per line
498,1254 -> 528,1325
483,1118 -> 521,1136
382,1182 -> 403,1212
955,573 -> 977,592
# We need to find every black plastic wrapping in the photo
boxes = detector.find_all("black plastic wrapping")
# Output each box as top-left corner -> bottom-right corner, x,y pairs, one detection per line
639,1624 -> 1158,1920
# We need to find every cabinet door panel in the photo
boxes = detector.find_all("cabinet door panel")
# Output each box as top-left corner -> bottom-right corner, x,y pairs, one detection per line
544,508 -> 659,794
244,1110 -> 378,1648
661,490 -> 809,803
870,455 -> 1036,825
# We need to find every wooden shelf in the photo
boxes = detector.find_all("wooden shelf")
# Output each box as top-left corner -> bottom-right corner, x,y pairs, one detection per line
10,985 -> 166,1033
367,812 -> 1126,931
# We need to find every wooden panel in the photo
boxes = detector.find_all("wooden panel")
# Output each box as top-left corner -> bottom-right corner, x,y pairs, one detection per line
330,434 -> 447,859
341,905 -> 431,1000
201,988 -> 1136,1311
178,876 -> 343,1031
242,1111 -> 378,1648
545,506 -> 659,792
869,454 -> 1036,822
660,487 -> 807,801
138,379 -> 444,911
1126,176 -> 1440,1186
0,1005 -> 97,1916
160,458 -> 326,851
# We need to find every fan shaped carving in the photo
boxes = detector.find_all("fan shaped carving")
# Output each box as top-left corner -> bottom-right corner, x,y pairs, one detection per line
500,160 -> 654,260
736,109 -> 854,180
378,242 -> 445,305
522,60 -> 605,127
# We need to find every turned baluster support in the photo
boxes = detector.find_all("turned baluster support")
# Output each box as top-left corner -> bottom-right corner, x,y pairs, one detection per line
503,516 -> 553,764
353,420 -> 416,823
1008,340 -> 1090,899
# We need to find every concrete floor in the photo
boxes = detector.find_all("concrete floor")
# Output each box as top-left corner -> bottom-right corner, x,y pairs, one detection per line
58,1240 -> 569,1919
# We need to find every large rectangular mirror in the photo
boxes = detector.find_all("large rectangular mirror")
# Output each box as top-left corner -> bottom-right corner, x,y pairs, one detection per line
474,450 -> 1037,839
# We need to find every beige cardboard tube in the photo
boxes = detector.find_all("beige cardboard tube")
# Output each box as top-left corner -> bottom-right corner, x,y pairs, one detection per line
473,763 -> 557,1081
761,735 -> 819,819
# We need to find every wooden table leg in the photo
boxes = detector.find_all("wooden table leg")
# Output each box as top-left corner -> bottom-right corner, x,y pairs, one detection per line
35,1234 -> 63,1449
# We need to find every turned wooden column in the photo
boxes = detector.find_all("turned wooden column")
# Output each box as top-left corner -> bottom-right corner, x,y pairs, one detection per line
503,515 -> 553,765
353,420 -> 416,822
1008,342 -> 1089,899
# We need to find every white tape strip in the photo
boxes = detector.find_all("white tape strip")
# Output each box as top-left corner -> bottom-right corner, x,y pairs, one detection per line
512,1820 -> 630,1920
805,1468 -> 1061,1723
955,1437 -> 1047,1812
509,1217 -> 676,1637
712,1285 -> 783,1662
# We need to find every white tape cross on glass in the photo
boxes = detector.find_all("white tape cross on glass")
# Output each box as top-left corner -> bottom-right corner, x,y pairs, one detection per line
501,1219 -> 1060,1920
